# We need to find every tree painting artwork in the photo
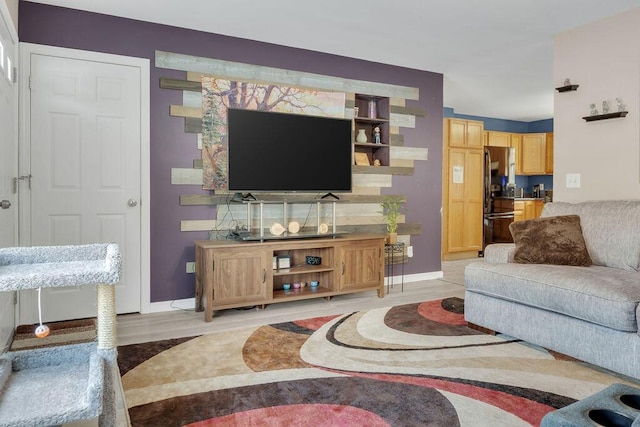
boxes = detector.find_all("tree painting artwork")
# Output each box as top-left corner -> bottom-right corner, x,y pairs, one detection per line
201,77 -> 346,190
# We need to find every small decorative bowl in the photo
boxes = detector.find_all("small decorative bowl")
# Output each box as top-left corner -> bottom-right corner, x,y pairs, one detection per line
293,283 -> 301,289
283,284 -> 291,290
310,280 -> 319,288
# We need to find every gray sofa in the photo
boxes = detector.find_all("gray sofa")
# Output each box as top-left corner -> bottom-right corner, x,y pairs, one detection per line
464,200 -> 640,379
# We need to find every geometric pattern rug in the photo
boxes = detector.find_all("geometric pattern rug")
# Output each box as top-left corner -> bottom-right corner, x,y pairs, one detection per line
118,298 -> 633,426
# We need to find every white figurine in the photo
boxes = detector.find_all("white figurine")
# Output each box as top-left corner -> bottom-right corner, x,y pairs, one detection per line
589,104 -> 599,116
602,101 -> 609,114
616,98 -> 626,112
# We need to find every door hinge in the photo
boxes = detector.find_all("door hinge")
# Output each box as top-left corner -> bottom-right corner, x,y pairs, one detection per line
12,67 -> 17,84
13,292 -> 17,305
28,75 -> 31,90
13,175 -> 32,193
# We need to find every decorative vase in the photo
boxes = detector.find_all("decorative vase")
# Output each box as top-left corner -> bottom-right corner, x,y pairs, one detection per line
387,232 -> 398,244
368,100 -> 377,118
356,129 -> 368,143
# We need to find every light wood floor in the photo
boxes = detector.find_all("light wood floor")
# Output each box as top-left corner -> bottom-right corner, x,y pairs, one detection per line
116,259 -> 475,346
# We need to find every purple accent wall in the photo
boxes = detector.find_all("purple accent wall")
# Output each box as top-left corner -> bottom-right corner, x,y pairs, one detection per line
19,2 -> 444,303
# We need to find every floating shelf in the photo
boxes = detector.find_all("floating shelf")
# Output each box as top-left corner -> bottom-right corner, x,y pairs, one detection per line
582,111 -> 628,122
555,84 -> 579,92
354,141 -> 386,149
354,116 -> 389,124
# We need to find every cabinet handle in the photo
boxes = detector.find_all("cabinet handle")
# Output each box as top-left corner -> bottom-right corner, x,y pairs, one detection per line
342,261 -> 345,275
262,269 -> 266,283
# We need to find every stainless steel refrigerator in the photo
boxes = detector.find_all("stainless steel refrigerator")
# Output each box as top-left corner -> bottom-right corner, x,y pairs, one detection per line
482,146 -> 516,254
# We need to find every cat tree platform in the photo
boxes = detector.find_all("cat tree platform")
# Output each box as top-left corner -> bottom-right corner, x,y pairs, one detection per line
0,244 -> 121,427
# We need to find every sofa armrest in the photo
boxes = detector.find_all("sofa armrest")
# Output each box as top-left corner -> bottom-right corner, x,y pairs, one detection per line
484,243 -> 516,264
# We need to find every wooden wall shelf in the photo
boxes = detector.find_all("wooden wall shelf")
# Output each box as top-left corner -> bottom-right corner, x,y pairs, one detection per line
555,84 -> 579,92
582,111 -> 628,122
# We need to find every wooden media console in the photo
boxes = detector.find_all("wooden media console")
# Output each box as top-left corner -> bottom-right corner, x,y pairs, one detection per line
194,233 -> 385,322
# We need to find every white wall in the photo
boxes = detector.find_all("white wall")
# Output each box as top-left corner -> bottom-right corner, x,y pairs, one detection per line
553,8 -> 640,202
3,0 -> 16,31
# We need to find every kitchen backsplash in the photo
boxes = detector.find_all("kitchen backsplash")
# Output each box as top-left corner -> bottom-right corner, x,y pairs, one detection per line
515,175 -> 553,196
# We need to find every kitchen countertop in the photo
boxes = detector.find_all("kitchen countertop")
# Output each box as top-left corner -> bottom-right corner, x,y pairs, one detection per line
495,196 -> 546,201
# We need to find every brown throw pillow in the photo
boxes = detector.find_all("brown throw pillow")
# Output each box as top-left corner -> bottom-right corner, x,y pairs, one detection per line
509,215 -> 592,266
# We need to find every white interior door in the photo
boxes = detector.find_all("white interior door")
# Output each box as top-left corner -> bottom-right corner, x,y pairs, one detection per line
0,2 -> 18,351
19,46 -> 148,323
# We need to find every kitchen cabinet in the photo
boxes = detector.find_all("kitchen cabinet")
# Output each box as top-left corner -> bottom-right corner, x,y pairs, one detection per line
486,131 -> 511,147
514,200 -> 545,222
521,133 -> 547,175
545,132 -> 554,174
511,134 -> 523,174
195,234 -> 385,322
442,147 -> 484,257
446,118 -> 483,149
443,118 -> 484,258
514,201 -> 525,222
509,132 -> 554,175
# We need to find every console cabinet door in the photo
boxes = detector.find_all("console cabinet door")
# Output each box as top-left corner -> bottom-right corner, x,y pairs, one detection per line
337,241 -> 383,291
212,247 -> 270,306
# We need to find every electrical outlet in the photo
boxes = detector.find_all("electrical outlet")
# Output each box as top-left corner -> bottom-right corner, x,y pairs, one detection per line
407,246 -> 414,258
186,262 -> 195,273
566,173 -> 581,188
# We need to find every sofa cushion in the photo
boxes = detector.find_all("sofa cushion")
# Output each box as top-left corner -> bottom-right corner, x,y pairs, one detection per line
541,201 -> 640,271
465,262 -> 640,332
509,215 -> 592,266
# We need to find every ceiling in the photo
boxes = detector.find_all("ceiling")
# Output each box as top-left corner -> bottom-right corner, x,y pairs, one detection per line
25,0 -> 640,122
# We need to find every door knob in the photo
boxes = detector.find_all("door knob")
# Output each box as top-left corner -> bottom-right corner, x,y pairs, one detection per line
0,200 -> 10,209
127,199 -> 138,207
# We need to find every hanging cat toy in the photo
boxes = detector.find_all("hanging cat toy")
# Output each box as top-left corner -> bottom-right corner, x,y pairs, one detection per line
34,287 -> 51,338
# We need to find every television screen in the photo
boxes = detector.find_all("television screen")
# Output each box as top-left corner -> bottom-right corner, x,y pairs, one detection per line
227,108 -> 352,193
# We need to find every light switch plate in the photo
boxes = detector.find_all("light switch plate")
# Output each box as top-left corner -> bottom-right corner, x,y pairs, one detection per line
566,173 -> 581,188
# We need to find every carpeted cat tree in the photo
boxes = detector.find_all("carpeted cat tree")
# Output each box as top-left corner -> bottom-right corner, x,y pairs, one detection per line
0,243 -> 121,426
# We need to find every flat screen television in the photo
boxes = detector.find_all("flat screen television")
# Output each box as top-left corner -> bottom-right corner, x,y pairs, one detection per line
226,108 -> 352,195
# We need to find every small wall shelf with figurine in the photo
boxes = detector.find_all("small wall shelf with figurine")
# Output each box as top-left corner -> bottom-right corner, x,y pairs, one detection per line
353,94 -> 390,166
582,111 -> 628,122
555,84 -> 579,92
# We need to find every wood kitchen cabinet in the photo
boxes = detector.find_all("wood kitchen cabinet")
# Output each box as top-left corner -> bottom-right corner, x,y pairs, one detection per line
545,132 -> 554,174
486,131 -> 511,147
446,118 -> 483,149
442,147 -> 484,258
510,132 -> 554,175
195,234 -> 385,322
514,200 -> 546,222
511,134 -> 523,174
521,133 -> 547,175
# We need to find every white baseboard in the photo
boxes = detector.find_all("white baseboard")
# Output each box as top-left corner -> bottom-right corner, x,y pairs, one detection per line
145,270 -> 445,314
384,270 -> 443,285
146,298 -> 196,313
